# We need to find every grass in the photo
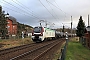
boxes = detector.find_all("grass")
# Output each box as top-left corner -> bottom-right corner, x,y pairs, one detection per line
66,39 -> 90,60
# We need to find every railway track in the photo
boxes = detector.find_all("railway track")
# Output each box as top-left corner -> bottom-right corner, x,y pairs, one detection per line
10,39 -> 64,60
0,39 -> 61,60
0,43 -> 35,55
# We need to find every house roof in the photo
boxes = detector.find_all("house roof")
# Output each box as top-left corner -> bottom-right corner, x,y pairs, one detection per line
9,16 -> 17,24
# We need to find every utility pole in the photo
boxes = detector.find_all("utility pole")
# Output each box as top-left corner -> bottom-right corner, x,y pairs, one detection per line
40,23 -> 42,26
88,14 -> 89,26
71,16 -> 72,37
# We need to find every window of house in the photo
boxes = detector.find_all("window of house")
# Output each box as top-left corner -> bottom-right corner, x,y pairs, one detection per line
7,26 -> 10,28
7,22 -> 10,24
13,26 -> 15,28
8,31 -> 10,32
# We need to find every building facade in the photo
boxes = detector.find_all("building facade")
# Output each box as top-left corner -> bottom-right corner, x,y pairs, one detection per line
7,16 -> 17,36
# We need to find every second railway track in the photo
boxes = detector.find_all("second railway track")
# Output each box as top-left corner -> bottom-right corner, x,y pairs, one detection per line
10,39 -> 65,60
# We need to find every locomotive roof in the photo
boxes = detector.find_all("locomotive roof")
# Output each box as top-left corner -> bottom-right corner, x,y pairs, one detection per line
34,26 -> 55,31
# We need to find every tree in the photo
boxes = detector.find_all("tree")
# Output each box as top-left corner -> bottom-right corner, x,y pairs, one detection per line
76,16 -> 85,37
17,22 -> 33,36
0,5 -> 8,38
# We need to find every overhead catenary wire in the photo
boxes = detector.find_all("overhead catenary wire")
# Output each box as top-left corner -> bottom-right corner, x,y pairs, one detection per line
1,0 -> 69,28
46,0 -> 71,16
47,0 -> 72,28
46,0 -> 62,25
53,0 -> 67,21
46,0 -> 60,20
15,0 -> 48,25
39,0 -> 57,20
53,0 -> 72,29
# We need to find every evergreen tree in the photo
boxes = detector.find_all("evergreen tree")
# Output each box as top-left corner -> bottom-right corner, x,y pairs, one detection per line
76,16 -> 85,37
0,5 -> 7,38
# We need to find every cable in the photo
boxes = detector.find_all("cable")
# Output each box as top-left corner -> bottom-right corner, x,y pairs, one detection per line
47,0 -> 71,16
12,0 -> 41,20
0,2 -> 40,23
2,0 -> 40,19
39,0 -> 57,20
2,6 -> 31,17
15,0 -> 47,21
46,0 -> 62,26
46,0 -> 60,20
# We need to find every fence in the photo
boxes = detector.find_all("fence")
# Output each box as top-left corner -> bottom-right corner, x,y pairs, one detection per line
57,39 -> 68,60
0,34 -> 31,40
81,37 -> 90,49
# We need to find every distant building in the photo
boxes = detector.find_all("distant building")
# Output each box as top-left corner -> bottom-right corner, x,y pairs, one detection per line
7,16 -> 17,36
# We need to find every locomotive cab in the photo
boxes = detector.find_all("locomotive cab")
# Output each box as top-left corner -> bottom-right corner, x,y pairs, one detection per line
32,27 -> 44,42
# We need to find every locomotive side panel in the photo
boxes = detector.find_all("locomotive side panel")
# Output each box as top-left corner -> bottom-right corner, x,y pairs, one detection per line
44,28 -> 55,38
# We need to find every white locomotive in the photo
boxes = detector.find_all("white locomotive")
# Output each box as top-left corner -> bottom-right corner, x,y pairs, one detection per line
32,26 -> 63,42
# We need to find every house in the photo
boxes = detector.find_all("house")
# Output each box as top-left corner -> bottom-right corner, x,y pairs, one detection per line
7,16 -> 17,36
84,26 -> 90,49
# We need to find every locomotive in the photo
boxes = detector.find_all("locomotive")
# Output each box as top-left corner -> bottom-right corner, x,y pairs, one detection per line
32,26 -> 63,43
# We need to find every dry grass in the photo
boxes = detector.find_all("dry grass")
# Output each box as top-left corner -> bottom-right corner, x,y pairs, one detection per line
70,37 -> 79,42
0,38 -> 33,50
53,41 -> 66,60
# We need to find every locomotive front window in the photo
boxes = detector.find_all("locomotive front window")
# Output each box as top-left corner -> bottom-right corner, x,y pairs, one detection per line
34,27 -> 42,33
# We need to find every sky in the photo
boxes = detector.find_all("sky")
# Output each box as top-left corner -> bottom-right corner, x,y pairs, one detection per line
0,0 -> 90,29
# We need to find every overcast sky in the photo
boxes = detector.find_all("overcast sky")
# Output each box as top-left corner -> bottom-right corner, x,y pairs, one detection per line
0,0 -> 90,29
